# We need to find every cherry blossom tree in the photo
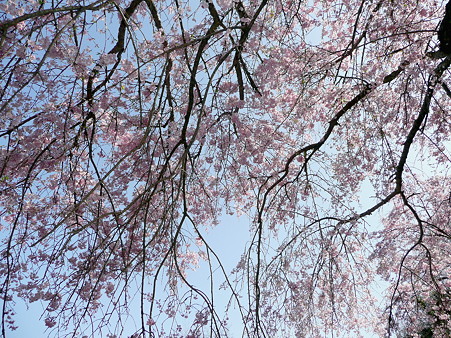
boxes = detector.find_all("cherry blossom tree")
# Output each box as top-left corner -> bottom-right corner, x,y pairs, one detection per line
0,0 -> 450,336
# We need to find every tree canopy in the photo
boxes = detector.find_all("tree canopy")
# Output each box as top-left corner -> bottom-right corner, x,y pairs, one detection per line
0,0 -> 450,336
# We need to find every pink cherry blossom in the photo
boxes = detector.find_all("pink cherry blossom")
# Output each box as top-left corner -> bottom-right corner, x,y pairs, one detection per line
0,0 -> 450,336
